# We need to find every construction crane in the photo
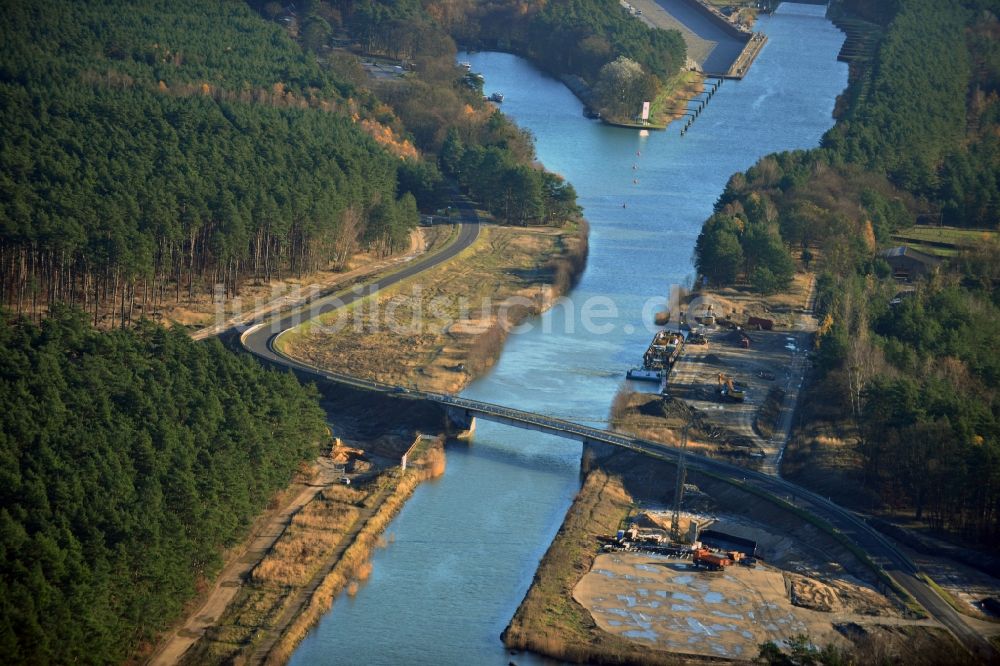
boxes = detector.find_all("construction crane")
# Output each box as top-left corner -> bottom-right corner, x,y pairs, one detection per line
670,423 -> 690,543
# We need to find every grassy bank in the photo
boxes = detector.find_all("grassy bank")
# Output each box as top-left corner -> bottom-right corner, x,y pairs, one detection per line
280,221 -> 588,394
595,70 -> 704,129
265,440 -> 446,664
180,440 -> 446,665
502,470 -> 685,664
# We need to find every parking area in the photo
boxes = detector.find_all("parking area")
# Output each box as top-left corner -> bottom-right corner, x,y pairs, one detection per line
668,321 -> 812,474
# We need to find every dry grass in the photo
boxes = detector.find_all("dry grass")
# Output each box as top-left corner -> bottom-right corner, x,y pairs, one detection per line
264,441 -> 447,665
180,486 -> 373,664
501,469 -> 682,665
283,221 -> 588,394
253,499 -> 363,588
321,484 -> 367,504
754,387 -> 785,440
354,561 -> 373,581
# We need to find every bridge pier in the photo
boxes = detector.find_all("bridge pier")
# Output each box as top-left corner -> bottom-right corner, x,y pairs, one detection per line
446,406 -> 476,440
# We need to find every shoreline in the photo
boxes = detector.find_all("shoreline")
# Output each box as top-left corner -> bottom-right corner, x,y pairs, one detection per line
502,441 -> 948,664
279,219 -> 589,396
160,217 -> 589,663
176,437 -> 447,665
462,45 -> 704,131
562,70 -> 706,130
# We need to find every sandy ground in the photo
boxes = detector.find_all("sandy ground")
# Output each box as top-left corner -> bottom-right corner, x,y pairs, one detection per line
662,273 -> 817,474
147,458 -> 345,666
574,552 -> 935,661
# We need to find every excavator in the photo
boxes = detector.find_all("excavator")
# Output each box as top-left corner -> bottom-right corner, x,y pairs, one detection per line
717,373 -> 746,402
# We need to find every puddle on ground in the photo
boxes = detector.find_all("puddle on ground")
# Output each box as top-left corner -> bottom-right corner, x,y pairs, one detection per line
686,617 -> 715,636
582,553 -> 849,661
712,610 -> 743,620
709,623 -> 736,632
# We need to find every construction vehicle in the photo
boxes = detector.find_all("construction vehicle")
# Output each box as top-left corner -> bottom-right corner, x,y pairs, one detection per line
717,373 -> 746,402
693,548 -> 731,571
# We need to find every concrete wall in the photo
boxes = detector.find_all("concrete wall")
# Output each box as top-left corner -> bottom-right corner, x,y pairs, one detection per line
675,0 -> 752,42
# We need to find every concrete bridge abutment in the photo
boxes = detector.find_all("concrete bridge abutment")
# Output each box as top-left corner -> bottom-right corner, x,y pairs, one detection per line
446,406 -> 476,440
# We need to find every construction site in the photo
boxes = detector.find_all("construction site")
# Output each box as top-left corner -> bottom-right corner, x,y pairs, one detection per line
548,444 -> 964,664
618,286 -> 815,475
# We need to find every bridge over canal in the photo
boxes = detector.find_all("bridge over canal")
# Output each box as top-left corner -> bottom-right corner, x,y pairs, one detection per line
235,219 -> 994,663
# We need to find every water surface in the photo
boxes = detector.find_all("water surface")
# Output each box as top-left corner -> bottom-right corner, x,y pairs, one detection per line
290,5 -> 846,664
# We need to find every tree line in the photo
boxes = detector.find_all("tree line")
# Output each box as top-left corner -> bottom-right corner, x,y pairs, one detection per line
0,308 -> 328,663
257,0 -> 587,226
1,1 -> 425,325
447,0 -> 686,85
301,0 -> 686,122
695,0 -> 1000,545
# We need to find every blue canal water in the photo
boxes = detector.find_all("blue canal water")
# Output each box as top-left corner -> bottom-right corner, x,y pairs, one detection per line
289,4 -> 847,664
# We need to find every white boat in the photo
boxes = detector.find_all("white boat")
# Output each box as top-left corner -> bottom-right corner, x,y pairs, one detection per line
627,367 -> 662,382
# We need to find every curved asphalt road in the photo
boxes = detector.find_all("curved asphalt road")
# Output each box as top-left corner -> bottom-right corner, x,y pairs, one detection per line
238,199 -> 996,663
242,199 -> 480,369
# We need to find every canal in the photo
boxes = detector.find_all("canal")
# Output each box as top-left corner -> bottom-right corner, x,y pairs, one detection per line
289,4 -> 847,664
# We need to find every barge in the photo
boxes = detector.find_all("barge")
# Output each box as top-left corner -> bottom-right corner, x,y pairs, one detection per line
626,367 -> 663,382
643,330 -> 686,370
626,329 -> 686,382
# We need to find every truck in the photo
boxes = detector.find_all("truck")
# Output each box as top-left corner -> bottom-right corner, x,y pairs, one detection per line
693,549 -> 731,571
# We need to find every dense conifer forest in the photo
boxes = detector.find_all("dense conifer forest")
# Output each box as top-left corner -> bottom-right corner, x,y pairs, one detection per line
0,1 -> 421,324
0,309 -> 327,662
0,2 -> 600,661
694,0 -> 1000,545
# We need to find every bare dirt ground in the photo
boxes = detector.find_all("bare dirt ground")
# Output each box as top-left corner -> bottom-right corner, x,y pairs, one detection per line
574,552 -> 928,661
613,273 -> 817,472
504,444 -> 964,665
903,542 -> 1000,628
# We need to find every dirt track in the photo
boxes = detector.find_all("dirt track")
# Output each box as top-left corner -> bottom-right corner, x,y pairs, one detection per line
147,459 -> 344,666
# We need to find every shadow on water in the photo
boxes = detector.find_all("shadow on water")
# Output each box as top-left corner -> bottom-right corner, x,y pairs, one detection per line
289,5 -> 846,665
